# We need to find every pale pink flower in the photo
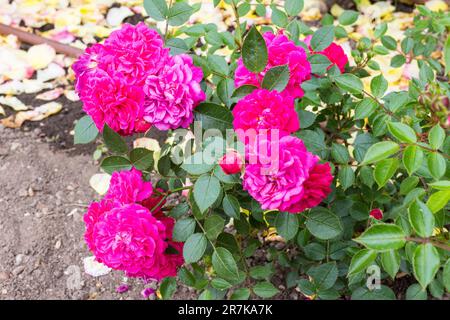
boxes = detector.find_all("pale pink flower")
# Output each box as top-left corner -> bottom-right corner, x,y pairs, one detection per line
235,31 -> 311,100
143,54 -> 205,130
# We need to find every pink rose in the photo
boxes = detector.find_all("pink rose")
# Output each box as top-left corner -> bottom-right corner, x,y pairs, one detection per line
105,168 -> 153,205
219,150 -> 243,175
304,35 -> 348,73
370,208 -> 383,220
235,31 -> 311,100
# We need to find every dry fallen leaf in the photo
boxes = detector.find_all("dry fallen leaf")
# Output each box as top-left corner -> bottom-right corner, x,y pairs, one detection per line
89,173 -> 111,195
83,256 -> 111,277
1,101 -> 62,128
26,44 -> 56,70
0,96 -> 29,111
36,88 -> 64,101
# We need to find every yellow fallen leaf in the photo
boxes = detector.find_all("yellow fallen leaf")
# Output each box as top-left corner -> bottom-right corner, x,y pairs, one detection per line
1,101 -> 62,128
89,173 -> 111,195
425,0 -> 448,12
0,96 -> 29,111
27,44 -> 56,70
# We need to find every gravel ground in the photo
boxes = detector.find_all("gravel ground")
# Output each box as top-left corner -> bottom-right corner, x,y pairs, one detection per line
0,124 -> 186,300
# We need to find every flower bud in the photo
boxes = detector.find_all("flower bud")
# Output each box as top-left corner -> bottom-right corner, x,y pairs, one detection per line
219,150 -> 243,175
369,208 -> 383,220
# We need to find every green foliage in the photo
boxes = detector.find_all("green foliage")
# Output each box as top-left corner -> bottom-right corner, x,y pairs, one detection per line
81,0 -> 450,300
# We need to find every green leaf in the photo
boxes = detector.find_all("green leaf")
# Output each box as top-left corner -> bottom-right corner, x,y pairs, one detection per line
211,278 -> 232,290
338,165 -> 355,190
309,54 -> 331,75
354,97 -> 378,120
249,263 -> 274,280
427,153 -> 446,180
429,125 -> 445,150
230,288 -> 251,300
348,249 -> 377,276
370,74 -> 388,98
271,6 -> 288,27
217,78 -> 234,107
242,26 -> 268,73
285,0 -> 304,16
129,148 -> 154,171
338,10 -> 359,25
406,283 -> 427,300
194,103 -> 233,132
310,25 -> 335,52
400,176 -> 420,195
334,74 -> 363,94
143,0 -> 168,21
305,207 -> 343,240
193,174 -> 221,214
261,65 -> 290,92
426,190 -> 450,213
212,247 -> 239,281
354,224 -> 406,251
204,214 -> 225,241
412,243 -> 440,289
331,143 -> 350,164
74,115 -> 98,144
159,277 -> 176,300
402,145 -> 424,176
222,194 -> 240,219
373,22 -> 387,38
361,141 -> 400,164
307,262 -> 338,290
297,109 -> 317,129
391,54 -> 406,68
181,152 -> 214,175
408,200 -> 435,238
275,212 -> 299,241
381,250 -> 401,279
103,124 -> 128,154
100,156 -> 132,174
304,243 -> 326,261
168,2 -> 194,26
387,122 -> 417,143
231,84 -> 258,99
351,285 -> 395,300
444,259 -> 450,292
183,233 -> 207,263
374,158 -> 399,188
173,218 -> 196,242
253,281 -> 279,298
429,180 -> 450,191
165,38 -> 188,55
381,35 -> 397,50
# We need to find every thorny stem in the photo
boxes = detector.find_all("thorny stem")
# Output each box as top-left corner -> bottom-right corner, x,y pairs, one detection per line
163,0 -> 174,42
231,1 -> 243,50
406,237 -> 450,252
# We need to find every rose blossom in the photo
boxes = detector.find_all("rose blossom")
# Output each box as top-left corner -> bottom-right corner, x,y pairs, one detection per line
143,54 -> 205,130
235,31 -> 311,100
232,89 -> 299,140
304,35 -> 348,73
219,150 -> 243,175
370,208 -> 383,220
105,168 -> 153,205
103,22 -> 169,86
243,135 -> 333,213
90,203 -> 168,280
77,69 -> 150,135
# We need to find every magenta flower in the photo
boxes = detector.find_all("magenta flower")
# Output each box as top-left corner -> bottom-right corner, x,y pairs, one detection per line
103,22 -> 169,86
105,168 -> 153,205
304,35 -> 348,73
235,31 -> 311,100
143,54 -> 205,130
90,203 -> 168,280
370,208 -> 383,220
116,284 -> 130,294
84,199 -> 114,252
219,150 -> 243,175
243,135 -> 332,213
77,69 -> 149,135
232,89 -> 299,140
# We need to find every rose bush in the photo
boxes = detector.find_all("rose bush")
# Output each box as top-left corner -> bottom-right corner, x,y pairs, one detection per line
73,0 -> 450,300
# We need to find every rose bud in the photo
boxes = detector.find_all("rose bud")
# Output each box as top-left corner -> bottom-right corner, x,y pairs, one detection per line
219,150 -> 243,175
369,208 -> 383,220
